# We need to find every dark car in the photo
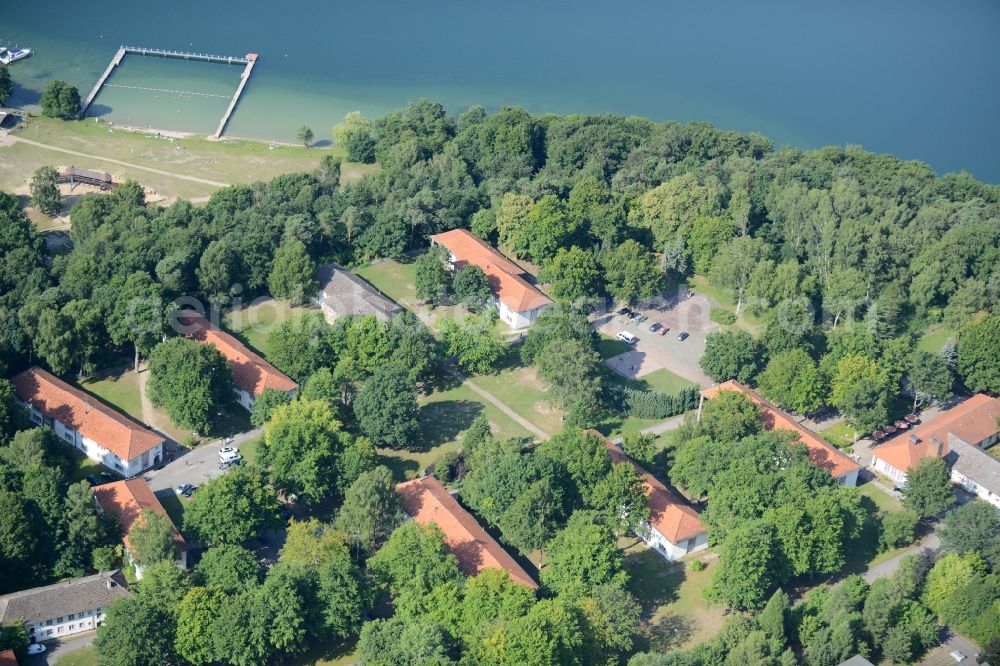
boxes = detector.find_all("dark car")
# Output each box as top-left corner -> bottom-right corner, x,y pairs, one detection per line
182,485 -> 196,498
86,474 -> 101,486
617,307 -> 631,316
649,323 -> 662,333
676,331 -> 689,341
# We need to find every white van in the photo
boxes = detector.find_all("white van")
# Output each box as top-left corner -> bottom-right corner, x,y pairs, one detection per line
219,448 -> 242,465
617,331 -> 637,345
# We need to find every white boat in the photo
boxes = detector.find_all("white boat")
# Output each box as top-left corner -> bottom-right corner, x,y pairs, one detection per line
0,47 -> 32,65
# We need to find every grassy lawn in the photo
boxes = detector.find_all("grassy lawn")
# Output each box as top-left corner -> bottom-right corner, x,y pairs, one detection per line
630,368 -> 696,395
918,326 -> 956,353
472,366 -> 564,437
158,490 -> 188,535
598,333 -> 632,360
240,436 -> 262,466
222,299 -> 319,359
858,480 -> 903,514
623,542 -> 725,651
841,481 -> 908,573
80,366 -> 143,422
687,274 -> 762,335
1,115 -> 375,200
54,646 -> 99,666
378,383 -> 533,482
819,421 -> 860,449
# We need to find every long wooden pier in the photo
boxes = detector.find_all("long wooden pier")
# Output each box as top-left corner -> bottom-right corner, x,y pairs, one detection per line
211,53 -> 257,140
81,46 -> 126,116
80,46 -> 258,138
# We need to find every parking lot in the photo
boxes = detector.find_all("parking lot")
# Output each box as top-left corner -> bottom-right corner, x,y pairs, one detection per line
144,428 -> 261,495
597,292 -> 717,388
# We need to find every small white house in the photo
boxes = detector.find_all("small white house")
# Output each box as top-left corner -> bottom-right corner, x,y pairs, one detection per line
12,367 -> 165,477
946,440 -> 1000,509
429,229 -> 552,330
604,440 -> 708,561
0,571 -> 130,643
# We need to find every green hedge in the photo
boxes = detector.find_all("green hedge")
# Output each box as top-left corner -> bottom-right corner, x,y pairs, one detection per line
608,384 -> 699,420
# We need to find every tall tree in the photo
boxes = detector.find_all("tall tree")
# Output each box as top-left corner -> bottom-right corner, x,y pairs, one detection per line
907,349 -> 953,410
30,166 -> 61,216
710,236 -> 768,314
268,239 -> 317,305
539,246 -> 602,305
0,64 -> 12,106
709,520 -> 781,610
39,79 -> 81,119
296,125 -> 314,147
94,596 -> 177,666
756,348 -> 825,415
541,511 -> 627,598
146,337 -> 233,433
439,310 -> 506,375
106,272 -> 167,371
184,466 -> 281,545
903,456 -> 953,518
590,462 -> 650,535
175,586 -> 226,665
415,245 -> 451,303
602,239 -> 664,304
260,398 -> 347,503
939,500 -> 1000,556
699,330 -> 762,384
957,314 -> 1000,393
334,465 -> 405,554
249,387 -> 292,428
194,544 -> 261,592
452,264 -> 491,310
353,362 -> 419,449
537,337 -> 603,426
128,508 -> 177,566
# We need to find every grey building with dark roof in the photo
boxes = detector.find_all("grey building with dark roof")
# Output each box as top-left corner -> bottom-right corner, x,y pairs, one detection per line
0,571 -> 130,642
314,263 -> 401,323
946,439 -> 1000,508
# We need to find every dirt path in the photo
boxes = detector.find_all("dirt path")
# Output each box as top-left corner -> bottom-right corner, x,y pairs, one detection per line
461,376 -> 550,441
9,135 -> 230,188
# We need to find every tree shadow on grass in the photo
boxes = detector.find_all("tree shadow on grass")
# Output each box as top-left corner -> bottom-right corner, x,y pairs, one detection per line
625,548 -> 685,617
377,452 -> 420,483
636,613 -> 695,654
840,495 -> 884,575
414,399 -> 484,452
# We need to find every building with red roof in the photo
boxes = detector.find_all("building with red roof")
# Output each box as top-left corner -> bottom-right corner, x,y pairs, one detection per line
872,394 -> 1000,492
93,478 -> 187,579
429,229 -> 553,329
177,311 -> 297,412
397,476 -> 538,589
602,438 -> 707,561
12,367 -> 165,477
0,649 -> 16,666
700,380 -> 861,486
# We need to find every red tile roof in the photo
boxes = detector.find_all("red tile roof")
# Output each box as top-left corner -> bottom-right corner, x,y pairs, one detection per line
397,476 -> 538,589
11,367 -> 164,462
872,394 -> 1000,472
177,312 -> 297,396
94,479 -> 186,557
429,229 -> 553,314
701,380 -> 861,480
0,649 -> 16,666
602,439 -> 705,543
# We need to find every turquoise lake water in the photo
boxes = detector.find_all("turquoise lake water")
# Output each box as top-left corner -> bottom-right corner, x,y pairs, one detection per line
3,0 -> 999,181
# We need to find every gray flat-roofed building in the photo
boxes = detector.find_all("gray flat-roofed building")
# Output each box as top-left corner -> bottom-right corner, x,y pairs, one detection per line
314,263 -> 401,323
0,570 -> 130,642
946,439 -> 1000,508
838,656 -> 875,666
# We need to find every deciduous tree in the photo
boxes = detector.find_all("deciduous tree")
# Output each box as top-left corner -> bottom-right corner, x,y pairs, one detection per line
261,398 -> 347,502
334,465 -> 404,554
268,239 -> 317,305
903,456 -> 953,518
699,330 -> 761,384
30,166 -> 61,216
39,79 -> 81,119
452,264 -> 491,310
184,466 -> 281,545
353,362 -> 419,448
957,314 -> 1000,393
146,337 -> 233,433
94,596 -> 176,666
128,508 -> 177,566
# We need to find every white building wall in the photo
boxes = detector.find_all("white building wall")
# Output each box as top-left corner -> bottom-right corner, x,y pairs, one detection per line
838,468 -> 860,487
639,524 -> 708,562
872,457 -> 908,486
235,387 -> 254,412
950,470 -> 1000,509
20,401 -> 161,477
29,607 -> 108,642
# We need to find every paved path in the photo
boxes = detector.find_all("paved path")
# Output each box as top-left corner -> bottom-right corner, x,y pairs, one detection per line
461,376 -> 550,441
9,135 -> 230,187
863,530 -> 940,582
29,630 -> 95,665
640,413 -> 688,436
144,428 -> 262,493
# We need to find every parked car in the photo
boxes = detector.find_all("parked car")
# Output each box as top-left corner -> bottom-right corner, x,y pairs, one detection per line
649,323 -> 662,333
676,331 -> 689,341
182,485 -> 196,498
175,483 -> 193,496
950,652 -> 966,663
86,474 -> 101,486
616,331 -> 638,344
617,307 -> 631,316
634,314 -> 648,324
657,326 -> 669,336
28,644 -> 46,655
219,446 -> 238,456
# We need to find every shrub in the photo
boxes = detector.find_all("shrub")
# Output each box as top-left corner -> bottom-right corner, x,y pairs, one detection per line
710,308 -> 737,325
609,385 -> 699,420
880,509 -> 920,550
690,560 -> 706,572
433,450 -> 460,484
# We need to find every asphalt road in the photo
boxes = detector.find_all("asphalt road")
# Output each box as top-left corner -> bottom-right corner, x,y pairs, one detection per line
144,428 -> 262,493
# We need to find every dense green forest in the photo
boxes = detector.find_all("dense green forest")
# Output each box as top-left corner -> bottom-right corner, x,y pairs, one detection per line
2,100 -> 1000,665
